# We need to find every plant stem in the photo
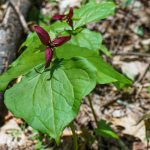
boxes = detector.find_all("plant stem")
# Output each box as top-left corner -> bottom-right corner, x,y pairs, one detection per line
70,122 -> 78,150
87,95 -> 104,149
87,95 -> 98,126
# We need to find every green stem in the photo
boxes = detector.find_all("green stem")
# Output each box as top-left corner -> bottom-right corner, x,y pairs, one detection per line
87,95 -> 98,127
70,122 -> 78,150
87,95 -> 104,149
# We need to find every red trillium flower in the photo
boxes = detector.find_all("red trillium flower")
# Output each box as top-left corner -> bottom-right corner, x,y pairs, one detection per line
34,25 -> 71,68
53,7 -> 74,29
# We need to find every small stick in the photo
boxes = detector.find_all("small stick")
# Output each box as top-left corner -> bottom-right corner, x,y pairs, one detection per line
112,52 -> 150,57
102,96 -> 121,108
135,63 -> 150,84
8,0 -> 30,34
114,1 -> 136,54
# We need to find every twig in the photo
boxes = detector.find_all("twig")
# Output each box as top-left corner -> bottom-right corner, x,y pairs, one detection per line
8,0 -> 30,34
114,0 -> 136,54
2,1 -> 9,18
102,99 -> 117,108
102,95 -> 121,108
132,63 -> 150,98
112,52 -> 150,57
134,63 -> 150,84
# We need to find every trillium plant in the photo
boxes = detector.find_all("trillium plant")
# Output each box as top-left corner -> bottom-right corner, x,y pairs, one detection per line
0,1 -> 131,148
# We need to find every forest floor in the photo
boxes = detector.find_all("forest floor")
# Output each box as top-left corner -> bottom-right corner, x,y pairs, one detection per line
0,0 -> 150,150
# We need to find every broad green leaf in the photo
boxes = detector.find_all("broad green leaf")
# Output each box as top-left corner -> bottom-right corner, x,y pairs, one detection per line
94,120 -> 119,139
70,29 -> 102,51
0,33 -> 45,92
56,44 -> 131,87
5,57 -> 96,142
73,1 -> 115,29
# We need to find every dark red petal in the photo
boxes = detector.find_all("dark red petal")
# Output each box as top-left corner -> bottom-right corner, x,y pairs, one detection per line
34,25 -> 50,45
45,47 -> 53,68
53,15 -> 65,20
68,7 -> 73,19
52,35 -> 71,47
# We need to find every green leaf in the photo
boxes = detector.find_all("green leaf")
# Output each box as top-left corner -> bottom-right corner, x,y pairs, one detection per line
70,29 -> 111,57
45,21 -> 71,35
70,29 -> 102,51
94,120 -> 119,139
88,56 -> 131,88
5,57 -> 96,142
0,33 -> 45,92
99,44 -> 112,57
73,1 -> 115,29
56,44 -> 131,87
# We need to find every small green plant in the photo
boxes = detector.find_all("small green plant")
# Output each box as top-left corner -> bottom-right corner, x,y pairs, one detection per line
0,1 -> 131,148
